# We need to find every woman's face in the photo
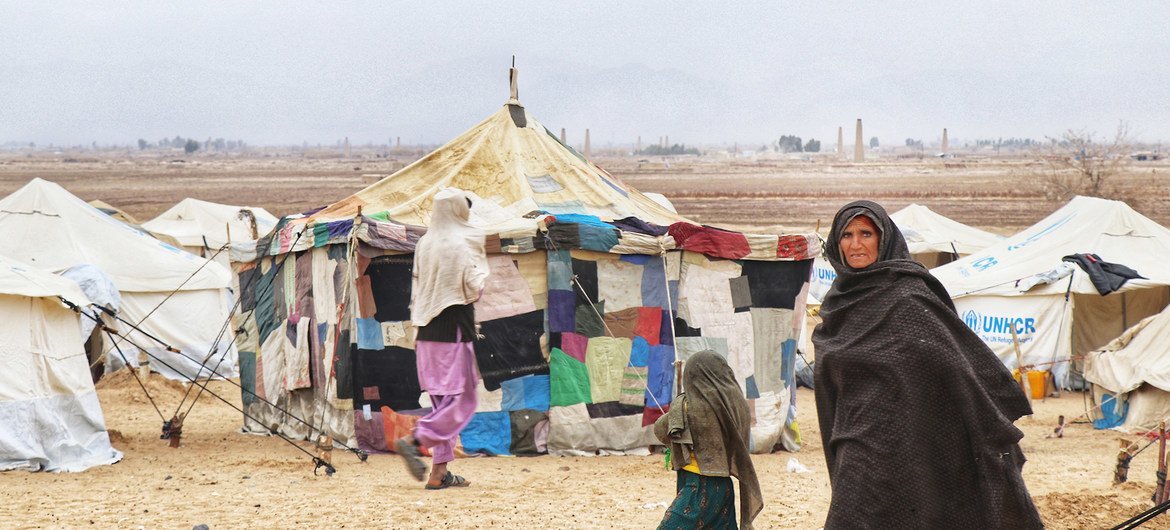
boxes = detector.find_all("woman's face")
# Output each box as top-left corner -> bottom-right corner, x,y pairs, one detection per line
840,215 -> 880,269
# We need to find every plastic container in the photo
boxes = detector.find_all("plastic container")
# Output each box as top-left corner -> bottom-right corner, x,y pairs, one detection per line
1012,369 -> 1048,399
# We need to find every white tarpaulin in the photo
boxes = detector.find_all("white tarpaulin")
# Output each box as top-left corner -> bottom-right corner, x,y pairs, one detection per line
143,198 -> 278,250
0,254 -> 122,472
935,196 -> 1170,387
954,294 -> 1072,382
890,203 -> 1002,256
0,179 -> 236,380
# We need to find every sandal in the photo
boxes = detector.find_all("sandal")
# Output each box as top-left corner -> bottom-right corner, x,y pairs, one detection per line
394,438 -> 427,482
425,471 -> 470,490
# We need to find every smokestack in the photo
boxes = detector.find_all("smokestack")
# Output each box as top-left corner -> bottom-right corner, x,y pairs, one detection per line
584,129 -> 591,157
665,135 -> 669,148
396,136 -> 400,148
344,136 -> 351,158
636,136 -> 641,152
561,128 -> 566,143
854,119 -> 864,162
507,56 -> 520,104
837,126 -> 844,155
942,128 -> 949,152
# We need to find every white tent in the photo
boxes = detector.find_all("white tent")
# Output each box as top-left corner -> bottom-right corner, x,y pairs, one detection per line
889,203 -> 1003,267
1083,307 -> 1170,431
0,179 -> 237,381
143,198 -> 278,265
0,255 -> 123,472
933,196 -> 1170,386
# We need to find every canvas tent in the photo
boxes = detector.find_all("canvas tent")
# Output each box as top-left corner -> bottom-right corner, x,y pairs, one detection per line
933,196 -> 1170,387
236,74 -> 820,458
0,254 -> 123,472
0,179 -> 237,381
142,198 -> 278,268
1084,306 -> 1170,431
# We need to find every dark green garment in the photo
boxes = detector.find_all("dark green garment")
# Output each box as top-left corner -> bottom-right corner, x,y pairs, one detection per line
657,471 -> 737,530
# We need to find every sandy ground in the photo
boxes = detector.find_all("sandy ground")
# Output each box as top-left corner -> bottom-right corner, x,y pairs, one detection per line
2,373 -> 1169,529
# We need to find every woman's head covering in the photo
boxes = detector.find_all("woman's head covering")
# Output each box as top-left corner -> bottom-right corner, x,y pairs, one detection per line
410,188 -> 490,327
823,200 -> 911,273
670,351 -> 763,528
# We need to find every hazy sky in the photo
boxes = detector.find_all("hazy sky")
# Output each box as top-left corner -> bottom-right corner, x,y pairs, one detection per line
3,3 -> 1168,147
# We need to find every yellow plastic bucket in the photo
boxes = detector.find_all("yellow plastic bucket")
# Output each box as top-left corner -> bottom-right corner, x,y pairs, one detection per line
1012,369 -> 1048,399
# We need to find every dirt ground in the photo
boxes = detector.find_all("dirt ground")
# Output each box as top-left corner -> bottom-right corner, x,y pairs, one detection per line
2,154 -> 1170,528
0,373 -> 1167,529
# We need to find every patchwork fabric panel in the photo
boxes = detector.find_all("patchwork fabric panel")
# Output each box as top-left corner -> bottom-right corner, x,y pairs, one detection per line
545,249 -> 811,455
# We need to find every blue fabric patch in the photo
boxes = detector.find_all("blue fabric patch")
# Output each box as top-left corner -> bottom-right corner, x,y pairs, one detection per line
547,251 -> 573,290
640,258 -> 668,309
522,374 -> 551,411
547,289 -> 576,333
552,213 -> 611,228
460,411 -> 512,456
629,336 -> 650,367
781,339 -> 798,422
620,254 -> 652,265
646,345 -> 675,407
577,224 -> 620,252
659,309 -> 675,346
500,377 -> 526,411
355,317 -> 383,350
1093,393 -> 1129,429
745,375 -> 760,400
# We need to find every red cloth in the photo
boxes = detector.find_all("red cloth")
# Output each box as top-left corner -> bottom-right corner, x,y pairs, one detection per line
668,222 -> 751,259
634,306 -> 662,346
777,234 -> 813,260
643,403 -> 670,427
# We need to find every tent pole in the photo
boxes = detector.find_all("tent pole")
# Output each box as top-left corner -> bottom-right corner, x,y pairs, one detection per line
1011,321 -> 1034,413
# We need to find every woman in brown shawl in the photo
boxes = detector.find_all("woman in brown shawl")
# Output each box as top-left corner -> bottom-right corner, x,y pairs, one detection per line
654,350 -> 762,529
812,200 -> 1043,529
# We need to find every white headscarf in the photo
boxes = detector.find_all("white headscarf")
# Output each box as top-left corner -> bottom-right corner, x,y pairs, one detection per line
410,188 -> 490,327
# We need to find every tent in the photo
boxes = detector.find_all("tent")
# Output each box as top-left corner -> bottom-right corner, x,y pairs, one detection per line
1084,306 -> 1170,431
807,203 -> 1000,304
933,196 -> 1170,387
889,203 -> 1003,267
142,198 -> 278,267
0,254 -> 123,472
0,179 -> 237,381
236,73 -> 820,457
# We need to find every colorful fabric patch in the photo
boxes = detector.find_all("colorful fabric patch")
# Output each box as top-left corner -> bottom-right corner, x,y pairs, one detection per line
646,344 -> 675,408
476,255 -> 538,321
598,258 -> 645,312
461,411 -> 512,456
560,332 -> 589,363
355,317 -> 384,350
585,336 -> 632,403
550,348 -> 592,407
575,301 -> 606,338
634,306 -> 662,345
474,309 -> 548,391
628,336 -> 650,367
547,289 -> 576,333
603,307 -> 640,338
620,366 -> 648,407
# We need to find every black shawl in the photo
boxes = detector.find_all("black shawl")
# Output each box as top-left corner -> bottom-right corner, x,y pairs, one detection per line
813,201 -> 1042,529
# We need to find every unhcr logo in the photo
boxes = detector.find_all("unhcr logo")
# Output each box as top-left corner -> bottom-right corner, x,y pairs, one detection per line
962,310 -> 980,331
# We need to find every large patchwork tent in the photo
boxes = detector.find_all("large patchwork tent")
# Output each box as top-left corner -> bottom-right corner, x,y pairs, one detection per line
0,179 -> 237,381
933,196 -> 1170,387
1084,305 -> 1170,431
236,79 -> 820,457
0,254 -> 122,472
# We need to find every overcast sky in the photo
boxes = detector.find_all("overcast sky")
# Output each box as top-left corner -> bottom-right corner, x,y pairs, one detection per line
2,2 -> 1167,147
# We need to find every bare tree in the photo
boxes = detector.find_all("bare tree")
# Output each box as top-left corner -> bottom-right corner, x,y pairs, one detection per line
1036,122 -> 1133,201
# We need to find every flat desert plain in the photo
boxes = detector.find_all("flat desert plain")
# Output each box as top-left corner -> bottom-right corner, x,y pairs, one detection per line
1,153 -> 1169,529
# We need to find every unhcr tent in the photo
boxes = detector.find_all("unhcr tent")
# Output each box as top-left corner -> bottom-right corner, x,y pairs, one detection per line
237,75 -> 820,457
889,203 -> 1002,267
0,179 -> 237,381
0,255 -> 122,472
1084,307 -> 1170,431
933,196 -> 1170,387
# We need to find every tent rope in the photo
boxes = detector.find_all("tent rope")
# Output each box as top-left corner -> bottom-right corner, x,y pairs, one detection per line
102,327 -> 167,422
66,301 -> 341,474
